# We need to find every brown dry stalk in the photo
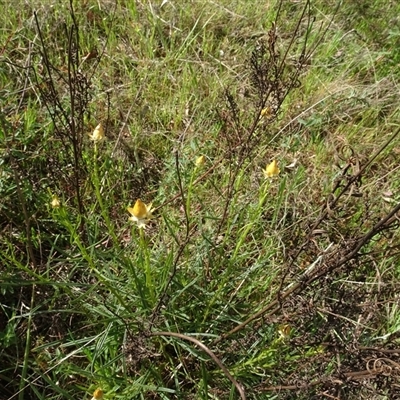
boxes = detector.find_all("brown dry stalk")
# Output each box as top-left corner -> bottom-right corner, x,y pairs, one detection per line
214,200 -> 400,345
259,356 -> 400,392
151,331 -> 246,400
213,128 -> 400,345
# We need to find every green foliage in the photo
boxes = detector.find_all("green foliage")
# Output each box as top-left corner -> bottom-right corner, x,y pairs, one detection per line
1,1 -> 400,399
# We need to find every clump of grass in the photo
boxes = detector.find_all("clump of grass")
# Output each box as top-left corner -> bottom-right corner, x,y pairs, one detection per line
1,1 -> 400,399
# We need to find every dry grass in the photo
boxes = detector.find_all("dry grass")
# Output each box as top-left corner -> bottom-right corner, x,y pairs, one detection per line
1,1 -> 400,399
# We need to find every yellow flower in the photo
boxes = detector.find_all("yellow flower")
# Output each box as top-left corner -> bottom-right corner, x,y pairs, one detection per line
195,155 -> 206,167
51,195 -> 60,208
91,388 -> 104,400
263,160 -> 280,178
260,106 -> 273,119
278,324 -> 291,339
127,199 -> 153,228
88,123 -> 105,142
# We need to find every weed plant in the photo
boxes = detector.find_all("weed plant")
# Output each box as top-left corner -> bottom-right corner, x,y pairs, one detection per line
1,1 -> 400,399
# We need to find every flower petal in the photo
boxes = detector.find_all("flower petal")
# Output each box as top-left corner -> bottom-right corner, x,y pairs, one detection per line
89,123 -> 105,142
91,388 -> 104,400
264,160 -> 280,178
127,199 -> 153,227
51,195 -> 61,208
195,155 -> 206,167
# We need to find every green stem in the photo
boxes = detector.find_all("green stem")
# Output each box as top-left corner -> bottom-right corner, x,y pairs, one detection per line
93,143 -> 120,246
185,166 -> 199,222
139,228 -> 155,304
259,179 -> 270,208
54,205 -> 129,310
19,284 -> 34,400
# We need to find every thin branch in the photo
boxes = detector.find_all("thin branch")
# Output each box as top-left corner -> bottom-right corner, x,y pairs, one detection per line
213,199 -> 400,344
150,150 -> 192,325
151,331 -> 246,400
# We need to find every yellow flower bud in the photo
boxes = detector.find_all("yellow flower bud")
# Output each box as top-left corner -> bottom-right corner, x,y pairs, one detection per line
260,107 -> 273,119
263,160 -> 280,178
127,199 -> 154,228
195,155 -> 206,167
89,123 -> 105,142
51,195 -> 60,208
91,388 -> 104,400
278,324 -> 291,339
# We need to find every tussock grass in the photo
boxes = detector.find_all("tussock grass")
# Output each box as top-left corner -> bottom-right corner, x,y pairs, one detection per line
1,1 -> 400,399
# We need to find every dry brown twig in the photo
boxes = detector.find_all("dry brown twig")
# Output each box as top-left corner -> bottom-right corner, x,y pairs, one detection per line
151,331 -> 247,400
213,127 -> 400,345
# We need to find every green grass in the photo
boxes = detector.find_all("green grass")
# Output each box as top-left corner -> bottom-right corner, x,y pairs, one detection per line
1,1 -> 400,399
